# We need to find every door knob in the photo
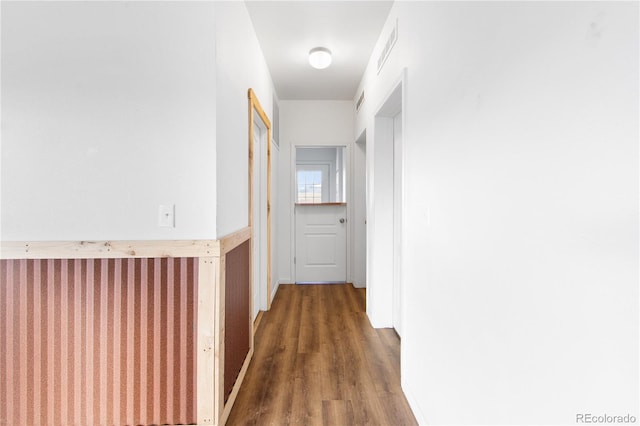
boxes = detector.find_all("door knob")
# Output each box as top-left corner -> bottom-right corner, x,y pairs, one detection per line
339,218 -> 345,223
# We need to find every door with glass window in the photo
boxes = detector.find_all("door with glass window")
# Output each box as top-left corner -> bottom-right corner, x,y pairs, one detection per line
294,147 -> 347,283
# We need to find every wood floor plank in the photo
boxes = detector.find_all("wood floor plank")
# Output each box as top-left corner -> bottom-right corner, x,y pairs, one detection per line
226,284 -> 418,426
378,394 -> 419,426
297,292 -> 320,354
321,400 -> 354,426
291,353 -> 323,425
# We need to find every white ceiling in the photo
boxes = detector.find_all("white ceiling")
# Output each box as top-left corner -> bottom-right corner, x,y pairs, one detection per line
245,1 -> 394,101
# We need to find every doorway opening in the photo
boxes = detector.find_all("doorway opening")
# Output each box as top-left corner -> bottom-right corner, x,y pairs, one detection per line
353,130 -> 367,289
367,70 -> 405,334
248,89 -> 272,320
293,146 -> 348,284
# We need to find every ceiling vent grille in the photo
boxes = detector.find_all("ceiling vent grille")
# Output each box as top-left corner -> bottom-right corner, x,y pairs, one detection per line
356,90 -> 365,112
377,19 -> 398,74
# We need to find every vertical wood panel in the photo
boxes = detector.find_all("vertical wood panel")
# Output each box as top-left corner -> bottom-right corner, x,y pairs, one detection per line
60,260 -> 69,425
6,260 -> 15,425
0,261 -> 5,425
167,258 -> 175,422
152,258 -> 161,423
179,258 -> 188,421
32,260 -> 43,426
224,240 -> 251,403
112,259 -> 122,425
86,259 -> 95,424
0,258 -> 198,425
125,259 -> 135,424
197,257 -> 217,425
73,260 -> 82,425
46,259 -> 55,424
138,258 -> 148,423
188,258 -> 198,420
98,259 -> 107,424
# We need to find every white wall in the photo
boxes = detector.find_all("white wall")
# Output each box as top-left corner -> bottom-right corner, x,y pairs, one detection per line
1,1 -> 277,243
356,2 -> 638,424
214,1 -> 277,308
214,1 -> 275,239
1,1 -> 217,240
277,101 -> 354,283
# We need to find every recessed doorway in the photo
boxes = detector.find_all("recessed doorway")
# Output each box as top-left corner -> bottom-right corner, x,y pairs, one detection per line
248,89 -> 272,319
367,70 -> 405,334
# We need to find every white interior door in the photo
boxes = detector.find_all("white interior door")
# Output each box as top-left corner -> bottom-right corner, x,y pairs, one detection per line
295,204 -> 347,283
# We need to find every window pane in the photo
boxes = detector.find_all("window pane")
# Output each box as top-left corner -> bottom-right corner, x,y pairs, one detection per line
296,169 -> 323,203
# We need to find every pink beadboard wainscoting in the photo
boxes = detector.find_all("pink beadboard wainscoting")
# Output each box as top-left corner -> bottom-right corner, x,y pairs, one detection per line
0,228 -> 253,426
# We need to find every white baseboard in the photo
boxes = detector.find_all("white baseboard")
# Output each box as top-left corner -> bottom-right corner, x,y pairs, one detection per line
402,379 -> 428,425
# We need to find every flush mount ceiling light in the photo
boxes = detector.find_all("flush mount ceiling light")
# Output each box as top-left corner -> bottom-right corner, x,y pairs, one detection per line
308,47 -> 332,69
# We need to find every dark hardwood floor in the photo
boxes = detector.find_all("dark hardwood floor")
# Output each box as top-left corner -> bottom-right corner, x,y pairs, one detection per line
226,284 -> 418,426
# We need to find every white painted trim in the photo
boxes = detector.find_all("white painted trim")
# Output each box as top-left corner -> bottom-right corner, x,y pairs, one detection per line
289,146 -> 297,282
367,68 -> 407,329
344,143 -> 353,284
351,129 -> 368,288
270,139 -> 281,307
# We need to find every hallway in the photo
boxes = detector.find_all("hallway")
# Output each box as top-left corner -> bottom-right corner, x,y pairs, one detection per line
1,2 -> 636,424
227,284 -> 417,425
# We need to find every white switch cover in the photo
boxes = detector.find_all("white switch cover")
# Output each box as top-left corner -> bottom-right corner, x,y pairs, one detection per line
158,204 -> 175,228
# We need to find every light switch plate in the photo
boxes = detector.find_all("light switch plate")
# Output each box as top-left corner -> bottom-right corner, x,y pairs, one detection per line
158,204 -> 175,228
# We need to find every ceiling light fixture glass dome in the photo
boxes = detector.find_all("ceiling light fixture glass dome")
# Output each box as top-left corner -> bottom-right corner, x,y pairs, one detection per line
308,47 -> 332,69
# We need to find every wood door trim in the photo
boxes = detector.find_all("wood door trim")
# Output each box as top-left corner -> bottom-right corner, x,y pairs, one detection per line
248,88 -> 272,310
